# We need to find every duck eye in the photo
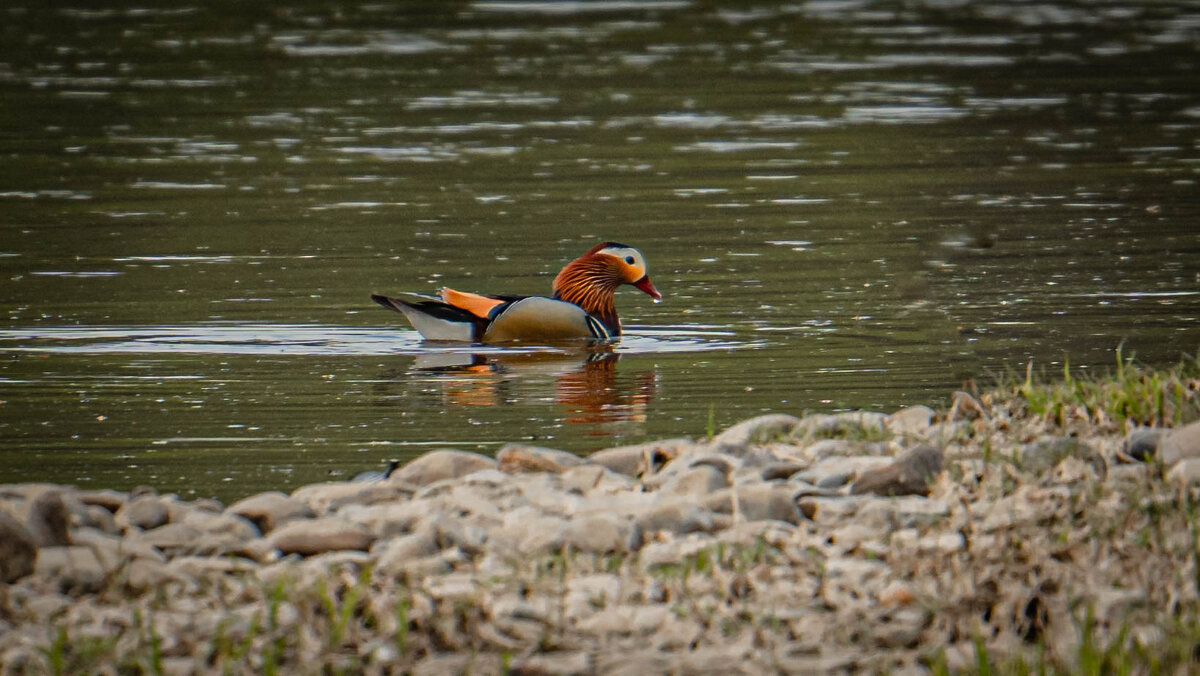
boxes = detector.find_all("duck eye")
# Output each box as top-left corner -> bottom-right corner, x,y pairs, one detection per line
625,255 -> 635,265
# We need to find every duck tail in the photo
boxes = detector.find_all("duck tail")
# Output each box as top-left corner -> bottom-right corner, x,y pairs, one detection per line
371,293 -> 483,342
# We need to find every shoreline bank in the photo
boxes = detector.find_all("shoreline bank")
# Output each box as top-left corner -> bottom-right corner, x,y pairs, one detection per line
4,376 -> 1200,674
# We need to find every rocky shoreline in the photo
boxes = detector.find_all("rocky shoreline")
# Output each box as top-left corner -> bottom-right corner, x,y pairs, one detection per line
4,392 -> 1200,674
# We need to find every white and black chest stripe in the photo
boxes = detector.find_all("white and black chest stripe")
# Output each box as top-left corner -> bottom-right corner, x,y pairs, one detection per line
584,314 -> 615,341
481,296 -> 616,343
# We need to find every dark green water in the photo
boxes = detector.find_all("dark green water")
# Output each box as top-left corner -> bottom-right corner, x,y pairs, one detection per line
1,1 -> 1198,501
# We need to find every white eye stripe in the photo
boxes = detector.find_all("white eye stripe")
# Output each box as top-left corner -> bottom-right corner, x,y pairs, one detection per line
600,247 -> 646,272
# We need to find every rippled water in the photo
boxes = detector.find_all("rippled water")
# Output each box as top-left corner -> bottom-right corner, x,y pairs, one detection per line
1,0 -> 1198,500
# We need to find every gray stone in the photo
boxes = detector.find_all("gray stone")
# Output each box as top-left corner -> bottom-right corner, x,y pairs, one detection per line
267,517 -> 374,556
25,490 -> 70,547
1018,437 -> 1104,477
587,439 -> 692,476
1159,421 -> 1200,466
33,546 -> 106,595
232,538 -> 278,564
761,461 -> 807,481
301,550 -> 373,573
796,494 -> 864,525
564,514 -> 640,553
709,414 -> 801,455
386,449 -> 497,486
512,652 -> 592,676
635,501 -> 715,535
792,456 -> 892,486
1167,458 -> 1200,485
584,444 -> 649,476
803,439 -> 864,460
133,523 -> 205,556
227,491 -> 313,534
1123,428 -> 1165,462
876,608 -> 929,648
560,464 -> 635,495
794,411 -> 889,439
82,504 -> 118,534
856,496 -> 951,530
339,500 -> 434,540
167,555 -> 258,578
193,497 -> 224,513
71,527 -> 165,574
491,512 -> 568,555
704,484 -> 801,524
374,527 -> 442,571
497,443 -> 584,473
428,514 -> 489,557
76,489 -> 128,513
115,495 -> 169,531
888,405 -> 935,436
289,482 -> 377,515
851,444 -> 943,497
656,463 -> 729,497
125,558 -> 177,593
817,472 -> 853,489
182,510 -> 260,540
325,483 -> 414,513
0,510 -> 37,582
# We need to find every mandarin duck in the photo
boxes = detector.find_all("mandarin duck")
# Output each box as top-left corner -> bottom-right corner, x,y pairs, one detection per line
371,242 -> 661,343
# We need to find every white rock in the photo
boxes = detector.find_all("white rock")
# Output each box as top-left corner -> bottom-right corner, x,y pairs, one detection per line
888,405 -> 935,436
1160,421 -> 1200,466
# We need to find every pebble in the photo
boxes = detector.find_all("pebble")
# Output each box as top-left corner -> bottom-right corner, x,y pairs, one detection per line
182,509 -> 260,540
704,484 -> 801,524
134,523 -> 205,555
564,513 -> 641,554
73,527 -> 164,575
25,490 -> 71,547
33,546 -> 107,595
635,500 -> 716,535
0,510 -> 37,582
1166,458 -> 1200,485
227,491 -> 315,533
586,438 -> 691,476
1019,437 -> 1104,478
709,414 -> 801,455
794,411 -> 889,439
374,527 -> 441,571
761,461 -> 807,481
1123,428 -> 1164,462
125,558 -> 177,593
82,504 -> 118,534
496,443 -> 584,473
850,444 -> 943,497
511,651 -> 591,676
655,462 -> 730,497
1158,420 -> 1200,466
115,495 -> 170,531
76,488 -> 128,513
888,405 -> 935,436
266,517 -> 374,556
289,481 -> 384,515
386,449 -> 498,486
560,464 -> 634,495
791,455 -> 891,486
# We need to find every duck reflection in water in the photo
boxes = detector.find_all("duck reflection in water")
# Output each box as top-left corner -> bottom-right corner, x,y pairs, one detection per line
407,347 -> 656,427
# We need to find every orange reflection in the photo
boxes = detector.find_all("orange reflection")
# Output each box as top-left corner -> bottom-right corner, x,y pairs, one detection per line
556,353 -> 656,428
410,349 -> 656,426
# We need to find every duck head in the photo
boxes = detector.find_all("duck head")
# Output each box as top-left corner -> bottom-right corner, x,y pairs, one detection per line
553,242 -> 661,333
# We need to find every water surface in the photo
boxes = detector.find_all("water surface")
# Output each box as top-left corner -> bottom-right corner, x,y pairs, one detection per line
1,0 -> 1198,500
